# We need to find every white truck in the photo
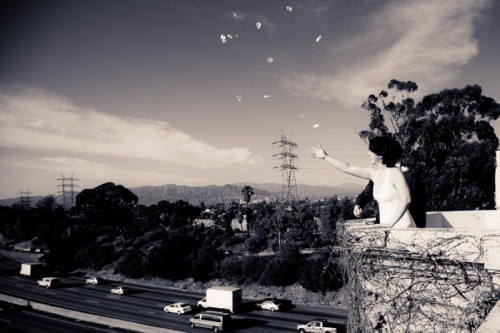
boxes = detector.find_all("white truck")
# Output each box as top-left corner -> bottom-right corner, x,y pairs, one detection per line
197,286 -> 242,313
297,319 -> 337,333
20,263 -> 44,277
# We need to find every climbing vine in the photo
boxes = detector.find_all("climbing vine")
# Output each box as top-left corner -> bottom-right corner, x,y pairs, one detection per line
336,222 -> 500,333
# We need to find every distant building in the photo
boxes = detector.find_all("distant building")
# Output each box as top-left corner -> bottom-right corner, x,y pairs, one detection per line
192,219 -> 215,228
230,216 -> 248,232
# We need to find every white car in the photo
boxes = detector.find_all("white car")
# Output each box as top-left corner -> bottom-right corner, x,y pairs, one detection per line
110,286 -> 129,295
164,302 -> 192,314
85,277 -> 103,285
257,300 -> 283,312
37,277 -> 61,288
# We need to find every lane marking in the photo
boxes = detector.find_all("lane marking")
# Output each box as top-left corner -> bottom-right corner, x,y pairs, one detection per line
139,309 -> 156,315
25,311 -> 120,332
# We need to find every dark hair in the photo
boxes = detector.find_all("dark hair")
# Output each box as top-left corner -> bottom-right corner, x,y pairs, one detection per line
368,136 -> 402,167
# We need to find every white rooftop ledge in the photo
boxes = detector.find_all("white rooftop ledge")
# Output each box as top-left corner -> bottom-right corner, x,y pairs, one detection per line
426,210 -> 500,229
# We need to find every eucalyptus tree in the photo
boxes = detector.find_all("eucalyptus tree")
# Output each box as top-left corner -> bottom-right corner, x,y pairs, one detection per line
360,80 -> 500,211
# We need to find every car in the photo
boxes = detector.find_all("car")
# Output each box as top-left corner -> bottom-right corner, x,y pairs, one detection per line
164,302 -> 192,314
189,311 -> 232,332
37,277 -> 61,288
110,286 -> 129,295
256,299 -> 283,312
85,277 -> 103,285
297,318 -> 337,333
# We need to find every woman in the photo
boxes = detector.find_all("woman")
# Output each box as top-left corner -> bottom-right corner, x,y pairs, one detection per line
310,136 -> 415,228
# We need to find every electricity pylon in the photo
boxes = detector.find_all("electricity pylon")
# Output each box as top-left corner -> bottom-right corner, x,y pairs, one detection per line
17,190 -> 32,209
57,174 -> 78,210
273,131 -> 299,208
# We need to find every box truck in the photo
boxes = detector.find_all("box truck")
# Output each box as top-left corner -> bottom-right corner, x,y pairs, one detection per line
20,263 -> 44,277
197,286 -> 242,313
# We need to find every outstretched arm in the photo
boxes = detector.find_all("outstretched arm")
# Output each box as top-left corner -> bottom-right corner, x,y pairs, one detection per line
310,145 -> 372,180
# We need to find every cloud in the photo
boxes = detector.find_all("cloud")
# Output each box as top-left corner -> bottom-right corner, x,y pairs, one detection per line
41,156 -> 107,168
0,87 -> 253,168
292,0 -> 332,13
34,155 -> 190,189
281,0 -> 491,106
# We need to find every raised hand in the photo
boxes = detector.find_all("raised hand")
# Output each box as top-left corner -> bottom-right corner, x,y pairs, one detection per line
309,145 -> 327,159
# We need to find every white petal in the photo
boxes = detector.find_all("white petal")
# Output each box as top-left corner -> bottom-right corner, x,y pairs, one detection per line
286,6 -> 293,12
316,35 -> 322,42
256,22 -> 262,29
266,57 -> 274,63
313,124 -> 320,128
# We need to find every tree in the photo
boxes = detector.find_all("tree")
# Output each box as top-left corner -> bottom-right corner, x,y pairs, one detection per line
360,80 -> 500,211
240,185 -> 254,235
76,182 -> 138,240
241,185 -> 254,204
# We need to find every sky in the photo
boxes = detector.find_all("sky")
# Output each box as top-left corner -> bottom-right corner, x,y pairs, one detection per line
1,0 -> 500,200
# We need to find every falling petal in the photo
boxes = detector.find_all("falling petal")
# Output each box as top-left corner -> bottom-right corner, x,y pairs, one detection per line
300,115 -> 304,118
286,6 -> 293,12
256,22 -> 262,29
233,12 -> 237,19
316,35 -> 322,42
313,124 -> 320,128
266,57 -> 274,63
236,95 -> 242,102
227,34 -> 233,39
264,95 -> 270,99
220,34 -> 227,43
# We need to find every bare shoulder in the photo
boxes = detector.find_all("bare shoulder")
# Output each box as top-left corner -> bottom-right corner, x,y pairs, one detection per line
389,167 -> 407,183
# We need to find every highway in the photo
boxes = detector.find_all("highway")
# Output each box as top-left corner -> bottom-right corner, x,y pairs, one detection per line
0,258 -> 347,332
0,307 -> 134,333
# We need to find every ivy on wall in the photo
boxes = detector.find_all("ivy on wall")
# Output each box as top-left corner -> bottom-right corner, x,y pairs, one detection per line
336,222 -> 500,333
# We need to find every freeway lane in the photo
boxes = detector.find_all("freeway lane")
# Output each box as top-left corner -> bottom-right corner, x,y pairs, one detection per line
0,307 -> 139,333
0,259 -> 347,332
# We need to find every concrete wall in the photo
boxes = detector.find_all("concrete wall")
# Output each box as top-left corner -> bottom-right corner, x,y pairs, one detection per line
341,221 -> 500,333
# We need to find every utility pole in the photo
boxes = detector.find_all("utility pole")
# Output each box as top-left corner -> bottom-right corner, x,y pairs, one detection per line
57,174 -> 78,210
273,131 -> 299,208
17,190 -> 32,209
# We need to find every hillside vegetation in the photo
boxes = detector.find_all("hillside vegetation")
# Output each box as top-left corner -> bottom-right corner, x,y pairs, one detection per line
0,182 -> 361,305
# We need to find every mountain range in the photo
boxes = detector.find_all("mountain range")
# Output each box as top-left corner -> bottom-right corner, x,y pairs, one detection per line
0,183 -> 364,207
130,182 -> 364,206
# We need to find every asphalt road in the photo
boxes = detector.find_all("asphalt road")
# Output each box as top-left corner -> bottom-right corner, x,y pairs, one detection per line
0,258 -> 347,333
0,306 -> 135,333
